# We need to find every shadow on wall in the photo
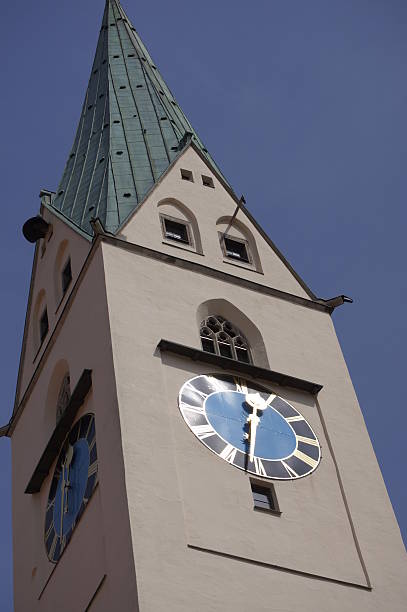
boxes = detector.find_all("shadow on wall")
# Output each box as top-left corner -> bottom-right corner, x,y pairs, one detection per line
196,298 -> 269,369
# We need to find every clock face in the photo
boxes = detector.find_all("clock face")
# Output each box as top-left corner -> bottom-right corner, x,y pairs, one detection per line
45,413 -> 98,563
178,375 -> 321,480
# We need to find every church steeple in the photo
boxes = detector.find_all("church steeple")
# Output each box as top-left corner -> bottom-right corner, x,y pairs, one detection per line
50,0 -> 223,235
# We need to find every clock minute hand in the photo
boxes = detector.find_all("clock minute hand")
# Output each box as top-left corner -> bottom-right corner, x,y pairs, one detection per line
245,393 -> 267,462
63,445 -> 74,515
247,408 -> 260,462
60,460 -> 66,540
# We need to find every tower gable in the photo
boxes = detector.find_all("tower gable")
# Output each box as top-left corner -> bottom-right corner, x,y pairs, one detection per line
118,144 -> 313,300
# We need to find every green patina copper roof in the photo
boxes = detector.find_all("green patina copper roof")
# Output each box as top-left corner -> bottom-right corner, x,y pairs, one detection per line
50,0 -> 225,235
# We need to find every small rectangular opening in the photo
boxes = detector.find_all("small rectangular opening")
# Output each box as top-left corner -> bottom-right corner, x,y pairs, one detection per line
62,258 -> 72,294
223,236 -> 250,263
163,218 -> 190,244
40,309 -> 49,345
250,480 -> 280,514
202,175 -> 214,188
180,169 -> 193,182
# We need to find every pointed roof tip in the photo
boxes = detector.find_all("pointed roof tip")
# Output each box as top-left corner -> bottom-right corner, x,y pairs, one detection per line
49,0 -> 227,236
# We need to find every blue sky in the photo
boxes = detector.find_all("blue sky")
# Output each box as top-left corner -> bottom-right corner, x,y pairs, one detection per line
0,1 -> 406,608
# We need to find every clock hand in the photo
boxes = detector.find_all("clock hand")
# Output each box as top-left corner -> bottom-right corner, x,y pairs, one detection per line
60,460 -> 66,540
247,407 -> 260,462
63,445 -> 74,515
245,393 -> 274,462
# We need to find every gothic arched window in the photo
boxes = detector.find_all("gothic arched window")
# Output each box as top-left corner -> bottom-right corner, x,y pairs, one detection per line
56,373 -> 71,424
200,316 -> 252,364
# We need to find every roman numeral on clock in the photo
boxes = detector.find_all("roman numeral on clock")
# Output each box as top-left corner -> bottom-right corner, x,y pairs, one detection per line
191,423 -> 217,440
88,461 -> 98,478
185,383 -> 208,402
219,444 -> 237,464
234,378 -> 248,394
179,401 -> 204,414
253,456 -> 267,477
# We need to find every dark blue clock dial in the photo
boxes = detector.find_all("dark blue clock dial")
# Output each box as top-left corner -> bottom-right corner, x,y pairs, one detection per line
45,413 -> 98,563
179,375 -> 321,480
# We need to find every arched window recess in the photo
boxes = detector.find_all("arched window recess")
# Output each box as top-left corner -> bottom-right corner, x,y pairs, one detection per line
56,373 -> 71,424
200,315 -> 252,364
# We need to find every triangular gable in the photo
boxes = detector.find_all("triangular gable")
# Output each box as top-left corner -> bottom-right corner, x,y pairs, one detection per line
117,142 -> 316,300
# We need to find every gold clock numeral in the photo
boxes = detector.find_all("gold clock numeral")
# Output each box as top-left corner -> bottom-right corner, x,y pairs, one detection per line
185,383 -> 208,402
207,376 -> 228,393
191,424 -> 217,440
234,377 -> 248,395
282,461 -> 299,478
85,417 -> 93,440
219,444 -> 237,464
180,401 -> 204,414
253,457 -> 267,477
49,533 -> 58,559
293,449 -> 318,469
296,435 -> 319,446
265,393 -> 277,406
45,522 -> 54,540
286,415 -> 304,423
88,461 -> 98,478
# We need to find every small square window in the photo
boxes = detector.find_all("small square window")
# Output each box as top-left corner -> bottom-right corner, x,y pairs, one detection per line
180,169 -> 193,182
250,481 -> 280,514
223,236 -> 250,263
40,309 -> 49,344
62,258 -> 72,294
162,217 -> 190,244
202,175 -> 214,188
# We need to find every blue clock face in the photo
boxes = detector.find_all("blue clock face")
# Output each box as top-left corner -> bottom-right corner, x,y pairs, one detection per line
179,375 -> 321,480
45,413 -> 98,563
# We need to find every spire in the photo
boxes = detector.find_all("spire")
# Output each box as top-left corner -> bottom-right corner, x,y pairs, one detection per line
50,0 -> 224,235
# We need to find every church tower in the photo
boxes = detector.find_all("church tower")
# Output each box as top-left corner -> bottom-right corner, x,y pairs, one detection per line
4,1 -> 406,610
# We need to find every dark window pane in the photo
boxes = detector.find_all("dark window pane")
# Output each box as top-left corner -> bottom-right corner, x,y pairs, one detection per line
219,341 -> 233,359
224,237 -> 249,263
164,219 -> 189,243
40,309 -> 49,344
62,259 -> 72,294
201,337 -> 216,354
236,346 -> 250,364
251,483 -> 277,511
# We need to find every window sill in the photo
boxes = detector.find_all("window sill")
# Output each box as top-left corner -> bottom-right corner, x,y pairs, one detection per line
157,339 -> 323,395
253,507 -> 282,516
223,258 -> 263,275
161,240 -> 204,256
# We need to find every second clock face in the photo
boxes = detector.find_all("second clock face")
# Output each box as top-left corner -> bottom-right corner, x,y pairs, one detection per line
178,374 -> 321,480
45,413 -> 98,563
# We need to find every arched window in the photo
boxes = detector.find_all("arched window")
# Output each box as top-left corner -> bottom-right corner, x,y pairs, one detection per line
56,373 -> 71,424
200,315 -> 252,364
157,198 -> 203,254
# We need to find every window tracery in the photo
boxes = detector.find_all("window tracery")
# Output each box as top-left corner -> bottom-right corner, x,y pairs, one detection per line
200,316 -> 251,364
56,373 -> 71,424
